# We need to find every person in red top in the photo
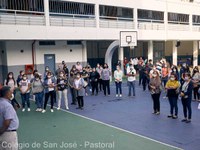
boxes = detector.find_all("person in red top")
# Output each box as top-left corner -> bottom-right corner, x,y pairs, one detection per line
123,57 -> 129,75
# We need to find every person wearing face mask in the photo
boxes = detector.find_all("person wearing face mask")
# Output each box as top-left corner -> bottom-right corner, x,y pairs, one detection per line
114,65 -> 123,97
127,63 -> 136,97
17,70 -> 24,87
31,74 -> 44,112
0,86 -> 19,150
101,63 -> 111,96
56,71 -> 69,110
170,65 -> 179,80
192,66 -> 200,101
19,74 -> 31,112
96,63 -> 103,92
149,71 -> 162,115
73,73 -> 85,110
165,74 -> 180,119
55,64 -> 64,78
42,72 -> 56,113
89,68 -> 100,96
43,66 -> 50,80
161,64 -> 169,87
4,72 -> 20,109
180,73 -> 193,123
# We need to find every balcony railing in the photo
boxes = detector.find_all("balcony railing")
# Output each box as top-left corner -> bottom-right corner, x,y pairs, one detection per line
50,14 -> 96,27
138,19 -> 165,30
0,10 -> 45,26
99,16 -> 134,29
168,22 -> 190,31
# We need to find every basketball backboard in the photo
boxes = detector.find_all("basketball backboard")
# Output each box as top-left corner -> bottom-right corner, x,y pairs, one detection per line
120,31 -> 137,48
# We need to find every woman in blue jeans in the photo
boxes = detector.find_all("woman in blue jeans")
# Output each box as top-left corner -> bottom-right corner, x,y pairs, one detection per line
165,74 -> 180,119
114,65 -> 123,97
31,73 -> 44,112
180,73 -> 193,123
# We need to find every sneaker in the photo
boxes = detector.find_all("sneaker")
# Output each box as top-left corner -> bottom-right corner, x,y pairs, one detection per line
156,112 -> 160,115
119,94 -> 122,97
22,108 -> 25,112
51,109 -> 54,113
186,119 -> 191,123
27,108 -> 31,112
167,115 -> 173,118
57,107 -> 60,110
116,94 -> 119,97
181,119 -> 187,122
66,107 -> 69,110
36,108 -> 40,112
38,108 -> 43,112
42,110 -> 46,113
172,115 -> 178,119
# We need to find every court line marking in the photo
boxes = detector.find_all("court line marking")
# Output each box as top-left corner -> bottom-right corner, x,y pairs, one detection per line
58,107 -> 183,150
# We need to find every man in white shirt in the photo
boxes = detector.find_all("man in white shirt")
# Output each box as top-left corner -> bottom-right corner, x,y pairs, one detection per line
126,63 -> 136,97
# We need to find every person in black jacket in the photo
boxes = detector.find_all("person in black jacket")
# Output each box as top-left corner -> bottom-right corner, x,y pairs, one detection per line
90,68 -> 100,96
180,73 -> 193,123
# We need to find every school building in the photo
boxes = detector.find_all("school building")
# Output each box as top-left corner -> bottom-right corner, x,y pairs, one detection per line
1,0 -> 200,83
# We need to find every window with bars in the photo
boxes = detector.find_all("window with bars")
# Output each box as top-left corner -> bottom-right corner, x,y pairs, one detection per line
0,0 -> 44,12
168,13 -> 189,24
138,9 -> 164,22
193,15 -> 200,25
99,5 -> 133,19
49,0 -> 95,16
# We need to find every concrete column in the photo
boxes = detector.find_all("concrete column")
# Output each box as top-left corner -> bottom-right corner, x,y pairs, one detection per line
148,40 -> 153,62
189,14 -> 193,31
44,0 -> 50,26
82,41 -> 87,66
172,41 -> 178,66
193,40 -> 198,67
134,8 -> 138,30
118,47 -> 124,74
95,3 -> 99,28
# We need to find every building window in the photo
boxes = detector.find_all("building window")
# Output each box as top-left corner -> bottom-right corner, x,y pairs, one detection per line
138,9 -> 164,22
39,41 -> 55,46
193,15 -> 200,25
0,0 -> 44,12
99,5 -> 133,20
168,13 -> 189,24
49,0 -> 95,16
67,41 -> 82,45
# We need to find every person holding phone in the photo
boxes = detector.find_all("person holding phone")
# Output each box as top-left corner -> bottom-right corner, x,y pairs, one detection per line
126,62 -> 136,97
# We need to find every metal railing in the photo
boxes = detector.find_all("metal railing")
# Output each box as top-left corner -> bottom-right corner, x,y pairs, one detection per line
0,10 -> 45,25
138,19 -> 165,30
50,14 -> 96,27
99,16 -> 134,29
168,23 -> 190,31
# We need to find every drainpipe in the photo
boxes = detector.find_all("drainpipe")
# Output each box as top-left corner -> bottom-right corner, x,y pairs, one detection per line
32,40 -> 36,69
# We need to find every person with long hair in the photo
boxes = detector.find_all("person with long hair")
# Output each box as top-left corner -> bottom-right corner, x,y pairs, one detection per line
114,65 -> 123,97
73,72 -> 85,110
31,73 -> 44,112
149,71 -> 162,115
192,66 -> 200,101
19,74 -> 31,112
180,73 -> 193,123
101,63 -> 111,96
56,71 -> 69,110
4,72 -> 20,109
42,71 -> 56,113
90,67 -> 100,96
165,74 -> 180,119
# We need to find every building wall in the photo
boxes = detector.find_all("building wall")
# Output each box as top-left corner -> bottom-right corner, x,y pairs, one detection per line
165,41 -> 193,56
4,40 -> 86,79
0,41 -> 7,83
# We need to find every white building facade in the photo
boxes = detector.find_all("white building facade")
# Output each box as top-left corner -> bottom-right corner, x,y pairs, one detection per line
0,0 -> 200,82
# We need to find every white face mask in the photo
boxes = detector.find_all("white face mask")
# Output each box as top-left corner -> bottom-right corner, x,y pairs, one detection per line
10,94 -> 14,101
185,77 -> 189,81
23,77 -> 26,80
60,74 -> 64,77
77,76 -> 80,78
152,74 -> 157,77
170,77 -> 175,81
47,76 -> 51,79
9,75 -> 13,78
35,78 -> 39,81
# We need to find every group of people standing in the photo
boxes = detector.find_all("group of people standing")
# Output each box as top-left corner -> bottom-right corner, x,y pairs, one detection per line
124,57 -> 199,123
